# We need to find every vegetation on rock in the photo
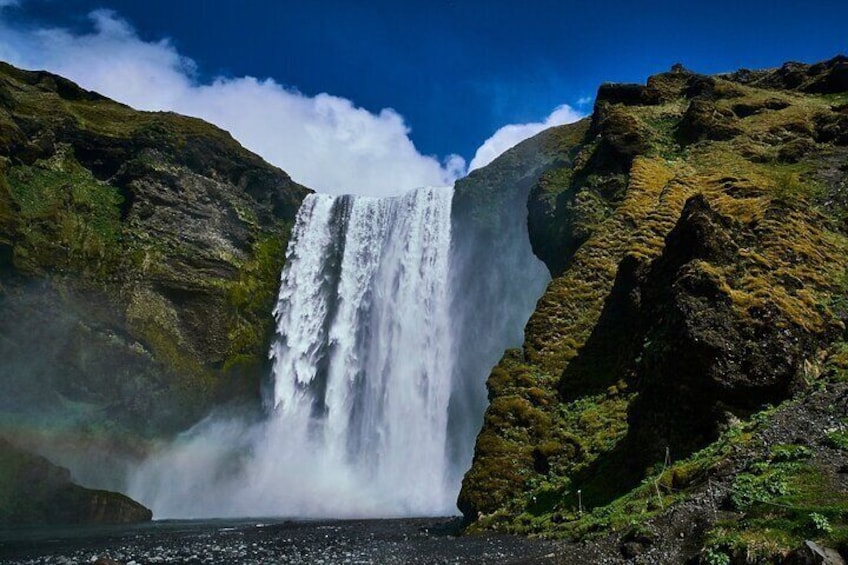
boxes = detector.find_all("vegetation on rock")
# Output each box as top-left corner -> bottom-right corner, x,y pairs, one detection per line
0,61 -> 310,445
458,55 -> 848,562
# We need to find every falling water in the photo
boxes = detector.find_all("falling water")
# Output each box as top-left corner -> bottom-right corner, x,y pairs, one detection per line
128,186 -> 460,517
268,186 -> 455,513
128,180 -> 548,518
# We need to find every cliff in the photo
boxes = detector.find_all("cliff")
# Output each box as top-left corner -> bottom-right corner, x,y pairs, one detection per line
0,62 -> 310,452
458,56 -> 848,563
0,438 -> 151,525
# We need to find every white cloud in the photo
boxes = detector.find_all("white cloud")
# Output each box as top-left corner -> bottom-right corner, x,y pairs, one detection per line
0,10 -> 463,196
0,9 -> 586,194
467,104 -> 584,172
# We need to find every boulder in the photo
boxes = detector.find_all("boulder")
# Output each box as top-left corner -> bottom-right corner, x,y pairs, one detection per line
679,98 -> 743,143
783,541 -> 846,565
0,438 -> 152,525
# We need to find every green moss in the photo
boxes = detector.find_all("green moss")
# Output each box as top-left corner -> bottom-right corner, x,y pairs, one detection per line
125,287 -> 212,392
223,225 -> 291,374
5,150 -> 123,275
0,61 -> 310,439
0,161 -> 15,241
702,441 -> 848,560
826,429 -> 848,450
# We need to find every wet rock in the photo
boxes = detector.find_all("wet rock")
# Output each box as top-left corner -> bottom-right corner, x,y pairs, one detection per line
93,558 -> 123,565
0,438 -> 152,525
783,540 -> 846,565
620,541 -> 644,559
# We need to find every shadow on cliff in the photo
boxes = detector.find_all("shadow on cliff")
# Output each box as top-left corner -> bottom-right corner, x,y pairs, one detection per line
559,195 -> 827,507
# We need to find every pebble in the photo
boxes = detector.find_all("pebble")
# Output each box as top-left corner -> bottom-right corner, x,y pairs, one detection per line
0,518 -> 562,565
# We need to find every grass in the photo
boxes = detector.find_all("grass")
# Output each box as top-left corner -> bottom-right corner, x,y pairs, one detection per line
0,62 -> 307,434
705,462 -> 848,562
506,405 -> 769,538
463,69 -> 848,537
4,148 -> 124,275
503,401 -> 848,558
224,226 -> 291,373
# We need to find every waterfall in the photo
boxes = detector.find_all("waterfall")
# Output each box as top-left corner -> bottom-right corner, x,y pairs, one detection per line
128,186 -> 462,518
128,181 -> 547,518
267,186 -> 455,514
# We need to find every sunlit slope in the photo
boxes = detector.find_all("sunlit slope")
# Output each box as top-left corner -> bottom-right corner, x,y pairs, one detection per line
0,62 -> 311,440
458,56 -> 848,560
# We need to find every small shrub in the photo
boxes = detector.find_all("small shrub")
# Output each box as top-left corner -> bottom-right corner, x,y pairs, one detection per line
770,444 -> 813,462
826,430 -> 848,451
702,546 -> 731,565
730,471 -> 790,511
809,512 -> 832,534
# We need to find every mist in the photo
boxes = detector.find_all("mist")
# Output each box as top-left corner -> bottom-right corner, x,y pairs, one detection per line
125,173 -> 550,519
445,136 -> 553,487
0,281 -> 175,491
129,187 -> 459,518
0,8 -> 581,198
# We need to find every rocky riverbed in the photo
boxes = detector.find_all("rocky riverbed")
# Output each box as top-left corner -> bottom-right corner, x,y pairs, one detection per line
0,517 -> 563,564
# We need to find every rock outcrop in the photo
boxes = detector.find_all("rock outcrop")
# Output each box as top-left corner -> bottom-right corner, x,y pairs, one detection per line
0,438 -> 151,525
458,55 -> 848,563
0,62 -> 310,447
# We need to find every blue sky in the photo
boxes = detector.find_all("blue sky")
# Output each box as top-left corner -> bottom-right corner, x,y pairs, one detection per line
0,0 -> 846,195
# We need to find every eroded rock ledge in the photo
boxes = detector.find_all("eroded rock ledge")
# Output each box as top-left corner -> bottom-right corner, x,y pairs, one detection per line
458,55 -> 848,563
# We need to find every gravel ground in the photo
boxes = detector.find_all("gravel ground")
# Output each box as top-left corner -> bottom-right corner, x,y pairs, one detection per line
0,517 -> 562,565
4,383 -> 845,565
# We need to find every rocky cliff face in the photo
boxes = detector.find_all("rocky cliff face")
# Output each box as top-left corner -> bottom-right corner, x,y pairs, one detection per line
458,56 -> 848,562
0,62 -> 310,456
0,438 -> 151,525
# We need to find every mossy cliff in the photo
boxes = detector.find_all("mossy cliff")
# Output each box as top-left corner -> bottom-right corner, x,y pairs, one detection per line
0,62 -> 310,447
458,56 -> 848,562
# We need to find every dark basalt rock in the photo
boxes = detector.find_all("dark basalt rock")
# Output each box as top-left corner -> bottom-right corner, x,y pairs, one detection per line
0,438 -> 152,525
595,82 -> 648,106
556,195 -> 833,508
732,98 -> 791,118
93,559 -> 123,565
589,105 -> 650,172
646,69 -> 701,103
725,55 -> 848,95
815,111 -> 848,145
678,97 -> 743,143
0,62 -> 311,442
627,198 -> 817,447
460,57 -> 848,551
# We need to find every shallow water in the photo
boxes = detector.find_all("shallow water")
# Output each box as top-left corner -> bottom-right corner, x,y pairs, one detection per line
0,517 -> 560,564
